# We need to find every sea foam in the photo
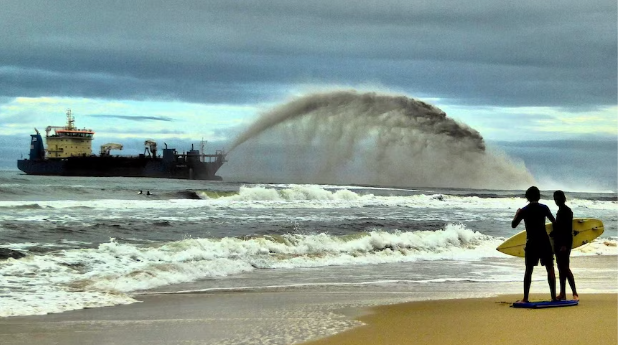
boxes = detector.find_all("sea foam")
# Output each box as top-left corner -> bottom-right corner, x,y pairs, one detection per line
0,224 -> 498,317
0,185 -> 615,213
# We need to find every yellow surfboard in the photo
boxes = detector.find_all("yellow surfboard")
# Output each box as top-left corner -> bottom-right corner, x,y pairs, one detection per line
496,218 -> 604,257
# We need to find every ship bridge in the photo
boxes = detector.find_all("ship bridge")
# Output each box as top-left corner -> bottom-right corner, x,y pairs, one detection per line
45,109 -> 95,159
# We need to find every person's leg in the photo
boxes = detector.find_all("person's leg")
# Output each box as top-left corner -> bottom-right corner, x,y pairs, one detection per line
523,265 -> 534,302
564,252 -> 578,300
556,257 -> 567,300
563,255 -> 578,300
522,247 -> 537,303
544,261 -> 557,301
564,266 -> 578,300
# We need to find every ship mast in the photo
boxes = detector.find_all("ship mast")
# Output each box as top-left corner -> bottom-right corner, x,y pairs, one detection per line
66,109 -> 75,130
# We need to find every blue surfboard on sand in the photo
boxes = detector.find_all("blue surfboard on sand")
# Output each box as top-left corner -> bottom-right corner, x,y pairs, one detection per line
512,300 -> 578,309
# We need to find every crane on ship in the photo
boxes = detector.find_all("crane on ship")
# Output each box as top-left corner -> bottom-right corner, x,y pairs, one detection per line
144,140 -> 157,158
44,109 -> 75,136
100,143 -> 123,156
44,109 -> 93,139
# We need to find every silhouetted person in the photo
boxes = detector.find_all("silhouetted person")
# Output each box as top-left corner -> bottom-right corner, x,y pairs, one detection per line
138,190 -> 143,195
550,190 -> 578,301
512,186 -> 557,302
146,191 -> 151,196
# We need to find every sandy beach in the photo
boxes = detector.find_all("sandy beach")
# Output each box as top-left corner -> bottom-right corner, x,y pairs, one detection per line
304,293 -> 618,345
0,255 -> 616,344
0,292 -> 616,344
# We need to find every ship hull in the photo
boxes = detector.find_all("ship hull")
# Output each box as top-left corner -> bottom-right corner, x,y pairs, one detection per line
17,156 -> 224,180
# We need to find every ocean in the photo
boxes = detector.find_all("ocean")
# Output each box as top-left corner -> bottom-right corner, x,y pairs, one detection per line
0,171 -> 617,343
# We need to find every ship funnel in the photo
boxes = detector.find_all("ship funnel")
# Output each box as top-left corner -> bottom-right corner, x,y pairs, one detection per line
29,130 -> 45,160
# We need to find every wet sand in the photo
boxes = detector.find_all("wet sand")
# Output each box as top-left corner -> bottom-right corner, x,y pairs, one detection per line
1,293 -> 616,345
303,293 -> 618,345
0,255 -> 616,344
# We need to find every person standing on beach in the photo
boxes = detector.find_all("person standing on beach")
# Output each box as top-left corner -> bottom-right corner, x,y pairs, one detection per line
511,186 -> 557,302
550,190 -> 578,301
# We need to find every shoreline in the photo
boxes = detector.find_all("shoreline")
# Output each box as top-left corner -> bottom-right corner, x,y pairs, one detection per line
0,255 -> 616,344
1,292 -> 616,344
302,293 -> 618,345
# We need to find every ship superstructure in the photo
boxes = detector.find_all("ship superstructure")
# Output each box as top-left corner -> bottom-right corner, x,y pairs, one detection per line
43,109 -> 95,158
18,109 -> 227,180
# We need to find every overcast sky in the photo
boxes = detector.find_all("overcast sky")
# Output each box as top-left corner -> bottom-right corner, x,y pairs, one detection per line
0,0 -> 616,189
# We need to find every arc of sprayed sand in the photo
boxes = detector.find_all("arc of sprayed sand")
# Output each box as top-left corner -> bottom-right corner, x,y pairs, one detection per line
229,90 -> 485,153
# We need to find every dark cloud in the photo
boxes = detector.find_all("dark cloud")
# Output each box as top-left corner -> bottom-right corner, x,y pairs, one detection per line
89,114 -> 174,122
0,67 -> 281,104
0,0 -> 616,107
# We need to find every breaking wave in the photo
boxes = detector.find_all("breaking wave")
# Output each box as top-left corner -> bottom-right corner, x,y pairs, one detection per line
1,223 -> 615,317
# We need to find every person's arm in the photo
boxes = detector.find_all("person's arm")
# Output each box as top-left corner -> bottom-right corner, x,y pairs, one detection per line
568,208 -> 574,237
511,208 -> 523,228
548,208 -> 558,238
546,205 -> 556,224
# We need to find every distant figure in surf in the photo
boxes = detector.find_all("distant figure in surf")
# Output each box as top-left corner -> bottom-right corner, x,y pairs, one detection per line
550,190 -> 578,301
146,191 -> 151,196
511,186 -> 557,302
138,190 -> 143,195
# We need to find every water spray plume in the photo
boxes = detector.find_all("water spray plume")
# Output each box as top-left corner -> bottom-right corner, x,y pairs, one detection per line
229,90 -> 535,189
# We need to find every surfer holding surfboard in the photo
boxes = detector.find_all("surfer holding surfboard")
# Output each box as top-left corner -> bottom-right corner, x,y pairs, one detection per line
511,186 -> 557,303
550,190 -> 579,301
498,188 -> 603,308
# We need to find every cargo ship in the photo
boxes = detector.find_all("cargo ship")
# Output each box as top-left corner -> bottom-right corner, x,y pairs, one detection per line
17,109 -> 227,180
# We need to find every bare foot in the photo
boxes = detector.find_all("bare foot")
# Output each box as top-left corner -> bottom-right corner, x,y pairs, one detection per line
556,294 -> 566,301
572,294 -> 579,301
515,299 -> 529,303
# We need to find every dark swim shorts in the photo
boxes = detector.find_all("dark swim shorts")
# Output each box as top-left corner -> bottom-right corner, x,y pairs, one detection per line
525,242 -> 554,267
554,247 -> 571,266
